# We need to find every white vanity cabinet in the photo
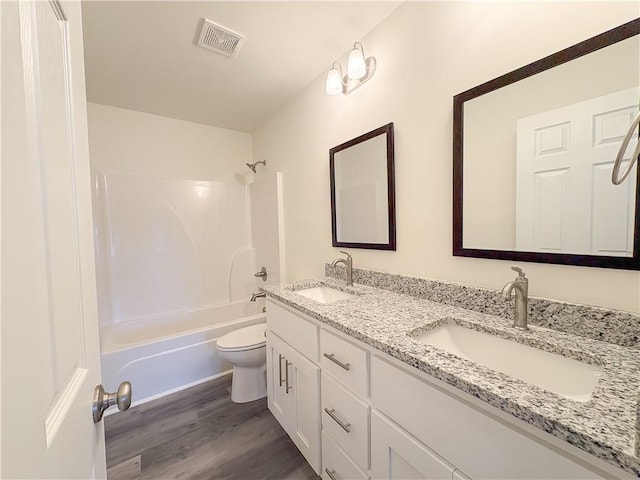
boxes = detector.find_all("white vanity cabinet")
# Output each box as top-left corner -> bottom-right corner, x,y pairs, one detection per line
266,301 -> 321,474
266,298 -> 630,480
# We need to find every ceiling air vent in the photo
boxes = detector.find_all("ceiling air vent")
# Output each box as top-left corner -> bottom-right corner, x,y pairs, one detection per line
197,19 -> 246,58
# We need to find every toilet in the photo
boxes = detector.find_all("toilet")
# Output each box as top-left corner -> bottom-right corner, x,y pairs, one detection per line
217,323 -> 267,403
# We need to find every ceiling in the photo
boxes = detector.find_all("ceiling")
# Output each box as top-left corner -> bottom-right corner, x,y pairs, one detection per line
81,1 -> 402,133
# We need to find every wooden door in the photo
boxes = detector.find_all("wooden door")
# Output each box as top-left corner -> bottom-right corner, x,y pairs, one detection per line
2,0 -> 106,477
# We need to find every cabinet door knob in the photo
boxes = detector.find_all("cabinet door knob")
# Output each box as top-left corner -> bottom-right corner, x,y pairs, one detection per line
323,353 -> 351,371
324,467 -> 338,480
285,360 -> 292,393
324,407 -> 351,433
278,354 -> 285,387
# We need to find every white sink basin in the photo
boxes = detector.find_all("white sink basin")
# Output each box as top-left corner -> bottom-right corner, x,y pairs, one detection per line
415,323 -> 603,402
294,286 -> 354,304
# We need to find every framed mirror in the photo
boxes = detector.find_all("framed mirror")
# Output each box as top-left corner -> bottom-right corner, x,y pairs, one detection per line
330,122 -> 396,250
454,19 -> 640,270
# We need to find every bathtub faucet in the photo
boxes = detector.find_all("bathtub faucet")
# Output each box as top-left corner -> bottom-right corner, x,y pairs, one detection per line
250,292 -> 266,302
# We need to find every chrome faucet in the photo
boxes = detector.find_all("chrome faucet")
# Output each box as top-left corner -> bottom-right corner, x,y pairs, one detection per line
331,251 -> 353,286
501,266 -> 529,331
250,292 -> 266,302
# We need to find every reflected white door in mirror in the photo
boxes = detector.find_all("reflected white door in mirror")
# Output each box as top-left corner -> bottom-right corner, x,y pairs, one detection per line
515,87 -> 638,256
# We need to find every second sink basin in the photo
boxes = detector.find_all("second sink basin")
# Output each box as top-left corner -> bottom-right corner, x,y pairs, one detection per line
414,322 -> 603,402
294,286 -> 354,304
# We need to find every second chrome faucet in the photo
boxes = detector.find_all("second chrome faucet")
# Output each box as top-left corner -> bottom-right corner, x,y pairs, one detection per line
331,251 -> 353,286
501,266 -> 529,331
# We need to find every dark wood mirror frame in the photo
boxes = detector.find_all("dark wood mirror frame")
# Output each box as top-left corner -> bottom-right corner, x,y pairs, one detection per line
453,18 -> 640,270
330,122 -> 396,250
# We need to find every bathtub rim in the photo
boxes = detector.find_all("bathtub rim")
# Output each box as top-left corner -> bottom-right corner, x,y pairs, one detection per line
101,308 -> 265,354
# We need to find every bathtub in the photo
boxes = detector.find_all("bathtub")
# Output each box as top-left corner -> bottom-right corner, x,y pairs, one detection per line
100,301 -> 265,406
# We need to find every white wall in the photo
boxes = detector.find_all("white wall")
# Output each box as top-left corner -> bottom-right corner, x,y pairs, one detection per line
87,102 -> 252,181
252,2 -> 640,313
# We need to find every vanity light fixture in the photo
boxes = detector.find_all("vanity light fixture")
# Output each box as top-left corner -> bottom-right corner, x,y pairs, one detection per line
325,42 -> 376,95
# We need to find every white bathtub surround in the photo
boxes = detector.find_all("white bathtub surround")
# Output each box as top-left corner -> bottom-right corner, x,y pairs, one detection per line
91,168 -> 269,404
93,172 -> 255,322
326,265 -> 640,348
262,278 -> 640,476
101,302 -> 265,405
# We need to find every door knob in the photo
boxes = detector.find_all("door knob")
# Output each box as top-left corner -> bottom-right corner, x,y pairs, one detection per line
92,381 -> 132,423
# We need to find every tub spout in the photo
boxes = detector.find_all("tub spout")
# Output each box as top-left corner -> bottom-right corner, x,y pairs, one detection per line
250,292 -> 266,302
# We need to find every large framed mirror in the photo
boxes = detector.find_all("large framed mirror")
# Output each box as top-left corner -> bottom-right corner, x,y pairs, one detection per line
330,122 -> 396,250
454,19 -> 640,270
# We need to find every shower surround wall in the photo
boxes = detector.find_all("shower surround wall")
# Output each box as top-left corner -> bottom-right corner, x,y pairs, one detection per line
87,103 -> 261,402
95,173 -> 255,323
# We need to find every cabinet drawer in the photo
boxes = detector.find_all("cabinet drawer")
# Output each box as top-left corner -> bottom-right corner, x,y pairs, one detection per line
320,329 -> 368,397
267,299 -> 318,362
321,373 -> 369,471
371,356 -> 602,479
322,432 -> 367,480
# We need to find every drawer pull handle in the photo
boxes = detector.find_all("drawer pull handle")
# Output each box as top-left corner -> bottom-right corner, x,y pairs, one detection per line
325,468 -> 338,480
285,360 -> 292,393
278,354 -> 284,387
324,408 -> 351,433
323,353 -> 351,371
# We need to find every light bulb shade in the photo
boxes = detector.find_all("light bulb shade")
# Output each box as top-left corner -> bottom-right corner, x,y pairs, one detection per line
347,45 -> 367,80
325,67 -> 343,95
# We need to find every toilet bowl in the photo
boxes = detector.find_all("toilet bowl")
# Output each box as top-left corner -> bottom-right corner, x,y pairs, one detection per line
217,323 -> 267,403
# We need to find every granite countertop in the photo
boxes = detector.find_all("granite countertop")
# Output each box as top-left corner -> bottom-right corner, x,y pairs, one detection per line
262,277 -> 640,476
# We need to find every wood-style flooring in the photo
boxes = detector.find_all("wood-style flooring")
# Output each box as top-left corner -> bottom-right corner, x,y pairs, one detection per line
105,376 -> 319,480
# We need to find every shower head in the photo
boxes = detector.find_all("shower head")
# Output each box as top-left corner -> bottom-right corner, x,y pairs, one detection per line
246,160 -> 266,173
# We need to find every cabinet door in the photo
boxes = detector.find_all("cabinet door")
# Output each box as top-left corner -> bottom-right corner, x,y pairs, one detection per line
266,332 -> 293,430
266,331 -> 321,475
371,411 -> 455,480
285,342 -> 321,474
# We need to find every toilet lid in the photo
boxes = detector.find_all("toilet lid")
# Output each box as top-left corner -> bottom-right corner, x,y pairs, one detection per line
217,323 -> 266,350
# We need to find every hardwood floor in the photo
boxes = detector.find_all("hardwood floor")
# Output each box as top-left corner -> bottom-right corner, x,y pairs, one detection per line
105,376 -> 319,480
